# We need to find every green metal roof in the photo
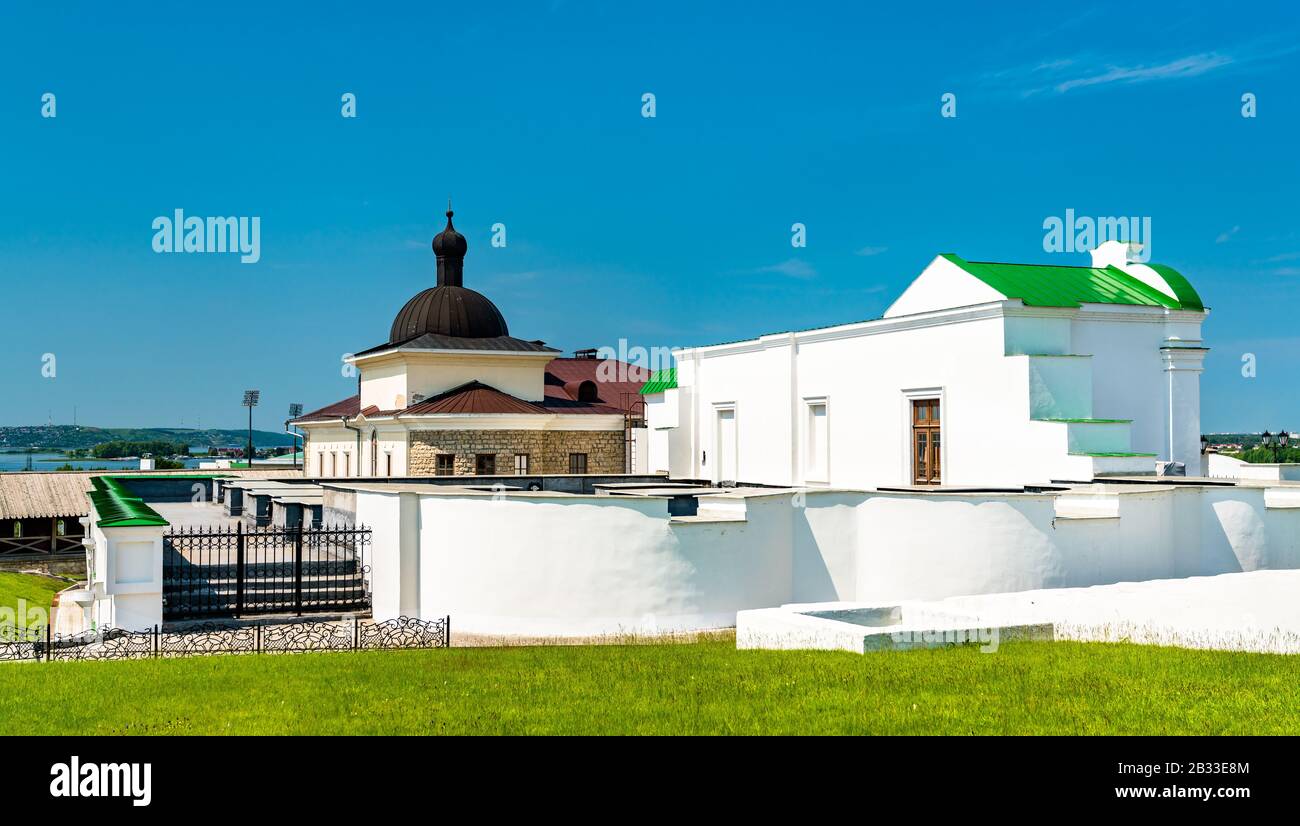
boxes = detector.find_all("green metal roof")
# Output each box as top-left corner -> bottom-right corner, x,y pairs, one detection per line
943,254 -> 1202,311
1144,263 -> 1204,311
89,476 -> 169,528
639,368 -> 678,395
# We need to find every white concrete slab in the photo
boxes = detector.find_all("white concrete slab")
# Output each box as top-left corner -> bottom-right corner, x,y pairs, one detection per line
738,570 -> 1300,655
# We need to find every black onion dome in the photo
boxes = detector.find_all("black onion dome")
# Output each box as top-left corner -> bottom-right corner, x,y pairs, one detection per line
432,213 -> 468,258
389,204 -> 509,342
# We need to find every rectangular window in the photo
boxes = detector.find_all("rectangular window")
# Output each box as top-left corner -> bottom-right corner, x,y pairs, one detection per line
911,398 -> 941,485
476,454 -> 496,475
568,453 -> 588,474
514,453 -> 529,475
436,454 -> 455,476
805,399 -> 828,481
330,452 -> 337,476
385,454 -> 393,477
344,453 -> 351,477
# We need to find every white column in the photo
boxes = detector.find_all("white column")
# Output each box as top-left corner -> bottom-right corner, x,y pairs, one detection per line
398,492 -> 421,617
96,524 -> 166,631
1162,345 -> 1207,471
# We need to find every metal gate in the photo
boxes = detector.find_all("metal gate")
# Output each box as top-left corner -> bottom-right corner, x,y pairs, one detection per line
163,523 -> 371,620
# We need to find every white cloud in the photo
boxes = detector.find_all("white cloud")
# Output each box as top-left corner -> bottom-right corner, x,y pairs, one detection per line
854,245 -> 888,257
1217,225 -> 1241,244
1054,52 -> 1233,94
752,258 -> 816,279
982,45 -> 1273,98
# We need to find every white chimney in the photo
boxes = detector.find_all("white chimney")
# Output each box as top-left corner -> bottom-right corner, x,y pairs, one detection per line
1092,239 -> 1181,304
1089,239 -> 1142,270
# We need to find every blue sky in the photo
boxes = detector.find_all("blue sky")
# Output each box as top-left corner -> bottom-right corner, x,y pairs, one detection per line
0,1 -> 1297,431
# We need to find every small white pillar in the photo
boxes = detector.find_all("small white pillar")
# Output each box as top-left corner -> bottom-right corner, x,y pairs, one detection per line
1162,344 -> 1208,472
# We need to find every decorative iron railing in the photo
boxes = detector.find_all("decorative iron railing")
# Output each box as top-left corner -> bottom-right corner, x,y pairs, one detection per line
0,616 -> 450,663
163,523 -> 371,620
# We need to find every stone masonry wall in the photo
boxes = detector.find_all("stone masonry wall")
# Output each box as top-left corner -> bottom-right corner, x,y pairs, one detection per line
408,429 -> 625,476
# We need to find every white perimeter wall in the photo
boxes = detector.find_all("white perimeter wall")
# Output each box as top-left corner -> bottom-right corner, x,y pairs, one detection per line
356,481 -> 1300,636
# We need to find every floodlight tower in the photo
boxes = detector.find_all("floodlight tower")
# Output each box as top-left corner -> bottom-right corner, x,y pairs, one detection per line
243,390 -> 260,468
287,403 -> 304,470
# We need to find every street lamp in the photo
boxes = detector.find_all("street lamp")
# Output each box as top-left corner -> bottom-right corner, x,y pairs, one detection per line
287,403 -> 304,470
242,390 -> 260,468
1261,430 -> 1288,462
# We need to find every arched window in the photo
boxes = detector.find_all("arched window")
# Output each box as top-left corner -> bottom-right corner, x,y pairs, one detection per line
577,381 -> 599,403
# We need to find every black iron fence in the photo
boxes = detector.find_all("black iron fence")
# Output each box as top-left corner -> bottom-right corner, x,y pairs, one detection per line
0,616 -> 449,662
163,523 -> 371,620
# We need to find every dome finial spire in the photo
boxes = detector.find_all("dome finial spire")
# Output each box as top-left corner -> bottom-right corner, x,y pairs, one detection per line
432,199 -> 468,288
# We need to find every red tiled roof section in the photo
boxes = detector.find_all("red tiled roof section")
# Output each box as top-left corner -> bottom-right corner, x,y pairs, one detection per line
403,381 -> 551,415
543,358 -> 650,413
293,395 -> 361,423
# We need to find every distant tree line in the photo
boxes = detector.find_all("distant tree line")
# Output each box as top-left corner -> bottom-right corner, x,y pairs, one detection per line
1233,446 -> 1300,464
89,440 -> 191,459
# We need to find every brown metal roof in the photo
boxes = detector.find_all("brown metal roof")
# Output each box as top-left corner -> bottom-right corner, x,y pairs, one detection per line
389,286 -> 510,342
293,395 -> 361,423
538,398 -> 625,415
354,333 -> 559,358
544,358 -> 650,413
402,381 -> 552,415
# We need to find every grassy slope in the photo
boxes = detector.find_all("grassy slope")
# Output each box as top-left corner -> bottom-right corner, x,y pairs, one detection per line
0,571 -> 73,628
0,640 -> 1296,735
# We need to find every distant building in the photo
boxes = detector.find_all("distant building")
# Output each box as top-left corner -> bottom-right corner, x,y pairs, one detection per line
0,474 -> 89,568
292,208 -> 648,477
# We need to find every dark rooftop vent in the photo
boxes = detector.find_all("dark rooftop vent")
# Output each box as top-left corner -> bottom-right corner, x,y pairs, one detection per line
574,348 -> 599,359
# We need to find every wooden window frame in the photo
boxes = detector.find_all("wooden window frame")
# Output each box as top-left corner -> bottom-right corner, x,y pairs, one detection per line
910,397 -> 942,485
475,454 -> 496,476
435,454 -> 455,476
514,453 -> 530,475
568,452 -> 588,474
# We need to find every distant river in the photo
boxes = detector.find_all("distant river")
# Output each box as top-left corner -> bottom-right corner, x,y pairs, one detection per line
0,452 -> 208,472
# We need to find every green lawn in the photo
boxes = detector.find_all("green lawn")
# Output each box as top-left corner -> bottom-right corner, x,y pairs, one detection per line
0,571 -> 78,629
0,639 -> 1296,734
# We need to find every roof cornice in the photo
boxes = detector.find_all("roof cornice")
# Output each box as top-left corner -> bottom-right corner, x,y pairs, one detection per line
681,301 -> 1011,358
349,348 -> 559,364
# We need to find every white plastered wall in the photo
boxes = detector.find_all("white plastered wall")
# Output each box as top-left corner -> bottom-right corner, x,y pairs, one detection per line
354,481 -> 1300,636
